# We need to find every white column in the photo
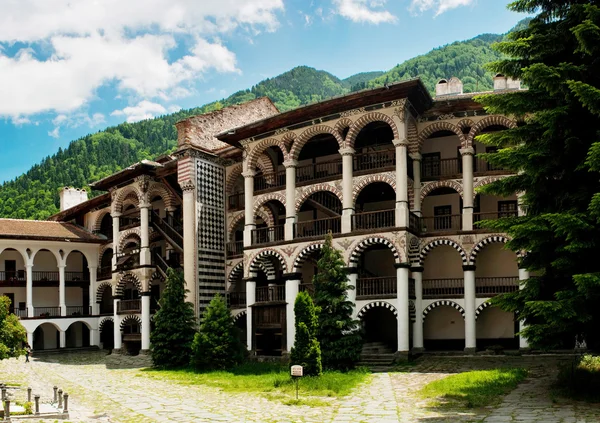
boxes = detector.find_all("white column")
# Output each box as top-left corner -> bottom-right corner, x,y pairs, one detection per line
182,182 -> 197,314
26,263 -> 33,317
59,330 -> 66,349
285,277 -> 300,351
27,331 -> 33,348
88,266 -> 97,315
140,204 -> 151,266
410,153 -> 422,216
89,329 -> 99,347
284,161 -> 297,241
396,265 -> 410,355
518,267 -> 530,349
243,170 -> 256,247
412,268 -> 424,352
112,213 -> 121,270
113,299 -> 122,351
463,265 -> 476,353
141,294 -> 151,351
394,139 -> 410,228
460,147 -> 475,231
339,148 -> 355,233
58,265 -> 66,316
246,279 -> 256,351
347,271 -> 358,318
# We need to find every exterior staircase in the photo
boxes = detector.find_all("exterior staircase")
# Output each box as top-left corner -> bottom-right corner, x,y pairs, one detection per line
358,342 -> 396,372
150,210 -> 183,253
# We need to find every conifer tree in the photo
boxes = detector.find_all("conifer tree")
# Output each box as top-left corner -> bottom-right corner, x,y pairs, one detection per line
290,291 -> 322,376
0,296 -> 26,360
313,233 -> 362,370
476,1 -> 600,350
191,294 -> 247,370
150,268 -> 196,367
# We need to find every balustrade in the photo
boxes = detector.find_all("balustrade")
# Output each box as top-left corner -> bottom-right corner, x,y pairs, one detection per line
295,216 -> 341,239
254,170 -> 286,193
473,210 -> 518,226
32,271 -> 59,282
251,225 -> 284,246
475,277 -> 519,296
228,192 -> 245,211
226,241 -> 244,258
65,272 -> 88,282
117,299 -> 141,313
474,157 -> 506,174
13,308 -> 27,318
422,278 -> 464,299
296,160 -> 343,184
0,270 -> 25,282
421,157 -> 461,180
353,149 -> 395,173
227,291 -> 247,308
66,306 -> 91,316
352,209 -> 395,231
356,276 -> 397,299
33,307 -> 61,317
255,285 -> 285,303
420,214 -> 462,233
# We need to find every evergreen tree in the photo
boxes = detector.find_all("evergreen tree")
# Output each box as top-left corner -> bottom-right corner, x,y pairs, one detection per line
191,294 -> 247,370
290,291 -> 322,376
0,296 -> 27,360
476,1 -> 600,350
150,268 -> 196,367
313,233 -> 362,370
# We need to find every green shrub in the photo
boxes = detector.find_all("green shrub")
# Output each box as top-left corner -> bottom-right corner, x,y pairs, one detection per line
557,355 -> 600,401
290,291 -> 322,376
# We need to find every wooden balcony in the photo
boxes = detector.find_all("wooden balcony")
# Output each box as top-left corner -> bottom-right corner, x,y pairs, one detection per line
255,285 -> 285,303
473,210 -> 518,225
251,225 -> 284,246
296,160 -> 343,185
227,292 -> 247,309
117,299 -> 141,314
0,270 -> 25,283
353,149 -> 395,174
474,157 -> 508,175
299,283 -> 314,297
356,277 -> 396,299
420,215 -> 462,233
421,158 -> 461,181
254,170 -> 285,193
228,192 -> 245,211
97,266 -> 112,281
295,216 -> 341,239
476,277 -> 519,297
422,277 -> 519,299
352,209 -> 395,231
226,241 -> 244,258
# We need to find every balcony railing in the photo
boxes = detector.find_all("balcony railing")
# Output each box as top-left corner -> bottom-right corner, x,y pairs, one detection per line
65,271 -> 89,282
421,158 -> 461,181
228,192 -> 245,211
254,171 -> 285,193
353,149 -> 395,173
356,277 -> 397,299
117,299 -> 141,313
474,157 -> 507,174
423,278 -> 464,299
251,225 -> 284,246
12,308 -> 27,318
226,241 -> 244,258
476,277 -> 519,296
420,215 -> 462,233
409,212 -> 421,232
473,211 -> 518,226
32,271 -> 59,282
299,283 -> 315,297
120,215 -> 141,230
297,160 -> 343,184
33,307 -> 61,317
66,306 -> 91,316
116,252 -> 140,271
227,292 -> 247,309
295,216 -> 341,239
0,270 -> 25,282
255,285 -> 285,303
352,209 -> 395,231
97,266 -> 112,281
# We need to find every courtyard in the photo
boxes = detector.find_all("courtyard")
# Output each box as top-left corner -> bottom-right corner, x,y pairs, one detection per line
1,351 -> 599,422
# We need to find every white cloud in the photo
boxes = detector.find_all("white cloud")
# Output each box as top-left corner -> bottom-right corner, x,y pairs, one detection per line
111,100 -> 168,123
11,116 -> 31,126
409,0 -> 475,16
0,0 -> 284,121
48,127 -> 60,138
333,0 -> 396,24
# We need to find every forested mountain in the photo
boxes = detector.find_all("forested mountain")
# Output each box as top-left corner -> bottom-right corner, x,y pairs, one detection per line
0,21 -> 526,220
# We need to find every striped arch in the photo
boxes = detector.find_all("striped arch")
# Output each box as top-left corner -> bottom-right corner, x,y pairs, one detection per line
423,300 -> 465,319
293,243 -> 324,273
418,121 -> 466,150
120,315 -> 142,331
98,243 -> 113,263
147,182 -> 177,209
118,229 -> 141,251
349,236 -> 402,267
420,180 -> 464,203
256,154 -> 276,185
227,209 -> 274,241
289,125 -> 344,160
473,176 -> 506,198
357,301 -> 398,319
233,310 -> 247,322
334,118 -> 353,138
467,115 -> 517,147
150,271 -> 165,283
226,163 -> 243,195
256,261 -> 276,279
98,317 -> 114,332
345,112 -> 400,149
469,235 -> 510,265
115,273 -> 142,297
112,186 -> 142,214
228,262 -> 244,287
96,282 -> 113,302
475,301 -> 492,320
353,173 -> 396,205
457,118 -> 475,132
92,209 -> 112,233
296,185 -> 343,214
246,138 -> 289,169
419,238 -> 468,266
253,192 -> 286,215
248,249 -> 288,276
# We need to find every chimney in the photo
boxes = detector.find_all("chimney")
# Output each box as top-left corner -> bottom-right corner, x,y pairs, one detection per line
506,77 -> 521,90
494,74 -> 508,91
436,77 -> 463,97
59,187 -> 88,212
435,79 -> 449,97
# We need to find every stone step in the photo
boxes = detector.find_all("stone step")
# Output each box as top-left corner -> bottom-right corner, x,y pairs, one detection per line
360,353 -> 396,360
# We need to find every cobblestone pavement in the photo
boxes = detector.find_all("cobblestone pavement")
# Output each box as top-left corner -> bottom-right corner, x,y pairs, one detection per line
1,351 -> 599,423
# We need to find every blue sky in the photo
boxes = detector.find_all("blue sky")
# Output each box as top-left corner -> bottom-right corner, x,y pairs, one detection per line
0,0 -> 527,183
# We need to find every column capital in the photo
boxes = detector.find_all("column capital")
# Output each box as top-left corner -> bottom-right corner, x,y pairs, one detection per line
393,138 -> 409,148
283,159 -> 298,169
58,264 -> 66,270
282,272 -> 302,281
459,147 -> 475,156
139,202 -> 151,209
462,264 -> 476,271
242,169 -> 256,178
409,152 -> 422,161
394,262 -> 411,269
112,212 -> 122,218
180,180 -> 196,192
338,147 -> 355,156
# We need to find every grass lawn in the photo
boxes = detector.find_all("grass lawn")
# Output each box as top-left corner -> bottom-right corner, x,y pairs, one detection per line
419,368 -> 527,409
140,362 -> 370,404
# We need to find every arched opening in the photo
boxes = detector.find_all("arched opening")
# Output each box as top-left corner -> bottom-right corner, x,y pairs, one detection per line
297,248 -> 322,297
117,275 -> 141,314
421,129 -> 463,180
99,248 -> 113,280
356,244 -> 397,300
228,172 -> 245,211
121,317 -> 141,356
99,285 -> 113,315
227,218 -> 245,258
32,249 -> 60,317
33,323 -> 60,350
296,134 -> 342,184
227,266 -> 246,309
423,305 -> 465,350
254,147 -> 285,193
118,234 -> 141,271
353,122 -> 396,175
65,250 -> 90,316
251,199 -> 285,245
360,305 -> 397,353
120,193 -> 141,229
422,244 -> 464,299
100,320 -> 114,351
66,321 -> 91,348
476,306 -> 518,350
353,182 -> 396,230
421,187 -> 462,232
473,124 -> 510,175
473,193 -> 518,225
296,191 -> 342,239
98,212 -> 113,239
234,314 -> 247,346
0,248 -> 26,317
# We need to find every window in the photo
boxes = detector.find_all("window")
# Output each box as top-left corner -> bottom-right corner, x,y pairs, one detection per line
498,201 -> 518,218
434,205 -> 452,230
422,153 -> 441,179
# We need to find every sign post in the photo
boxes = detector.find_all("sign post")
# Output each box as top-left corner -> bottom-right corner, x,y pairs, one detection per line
290,365 -> 303,400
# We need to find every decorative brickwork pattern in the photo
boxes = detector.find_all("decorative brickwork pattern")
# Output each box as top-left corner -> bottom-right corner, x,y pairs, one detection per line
147,182 -> 176,209
233,309 -> 246,322
248,249 -> 288,277
120,315 -> 142,331
112,186 -> 142,214
420,180 -> 464,203
475,301 -> 491,320
469,235 -> 510,265
118,229 -> 141,251
419,238 -> 468,266
98,317 -> 114,333
247,138 -> 289,169
418,121 -> 466,150
357,300 -> 397,319
407,118 -> 419,154
96,282 -> 113,302
226,163 -> 243,195
334,118 -> 353,138
457,118 -> 475,132
473,176 -> 506,196
289,125 -> 344,160
349,236 -> 402,266
115,273 -> 142,297
296,184 -> 343,213
253,192 -> 286,215
228,262 -> 244,286
466,115 -> 517,147
256,154 -> 276,184
353,173 -> 397,203
292,242 -> 324,272
423,300 -> 465,319
92,209 -> 112,233
345,112 -> 399,149
98,243 -> 113,264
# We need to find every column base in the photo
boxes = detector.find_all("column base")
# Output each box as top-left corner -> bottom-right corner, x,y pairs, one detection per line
411,347 -> 425,355
139,349 -> 151,355
394,351 -> 411,362
464,347 -> 477,354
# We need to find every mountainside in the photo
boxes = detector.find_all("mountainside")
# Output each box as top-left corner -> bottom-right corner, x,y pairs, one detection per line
0,21 -> 525,220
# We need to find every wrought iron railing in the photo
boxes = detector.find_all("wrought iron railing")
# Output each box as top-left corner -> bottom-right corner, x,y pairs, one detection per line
420,215 -> 462,233
117,299 -> 141,313
422,278 -> 464,299
295,216 -> 341,239
353,149 -> 395,173
352,209 -> 395,230
226,241 -> 244,258
33,307 -> 61,317
255,285 -> 285,303
66,306 -> 92,316
296,159 -> 343,184
356,276 -> 397,299
254,170 -> 286,192
227,292 -> 247,308
421,157 -> 461,180
475,277 -> 519,296
251,225 -> 284,246
228,192 -> 245,211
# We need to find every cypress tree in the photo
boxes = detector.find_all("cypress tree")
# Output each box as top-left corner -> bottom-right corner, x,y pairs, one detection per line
150,268 -> 196,367
476,1 -> 600,350
313,233 -> 362,370
290,291 -> 322,376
